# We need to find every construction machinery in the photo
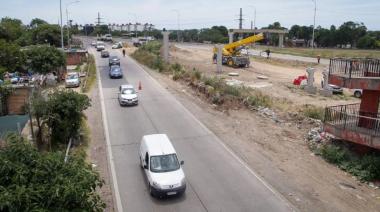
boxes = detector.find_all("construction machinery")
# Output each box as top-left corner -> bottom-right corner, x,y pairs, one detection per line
213,33 -> 264,67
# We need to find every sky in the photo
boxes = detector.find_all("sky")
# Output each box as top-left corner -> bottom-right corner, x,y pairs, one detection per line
1,0 -> 379,30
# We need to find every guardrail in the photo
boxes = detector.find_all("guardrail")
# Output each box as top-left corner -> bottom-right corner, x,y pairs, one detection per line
329,58 -> 380,78
324,104 -> 380,137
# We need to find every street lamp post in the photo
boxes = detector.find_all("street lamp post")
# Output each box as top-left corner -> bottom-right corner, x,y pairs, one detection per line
311,0 -> 317,49
59,0 -> 64,49
66,1 -> 80,49
172,9 -> 180,42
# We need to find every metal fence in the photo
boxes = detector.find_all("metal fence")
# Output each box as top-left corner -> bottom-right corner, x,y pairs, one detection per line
329,58 -> 380,78
324,104 -> 380,137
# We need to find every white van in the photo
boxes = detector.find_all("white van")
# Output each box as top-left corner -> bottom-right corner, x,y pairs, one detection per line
139,134 -> 186,197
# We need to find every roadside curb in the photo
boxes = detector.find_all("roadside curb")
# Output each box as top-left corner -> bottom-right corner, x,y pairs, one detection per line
92,48 -> 124,212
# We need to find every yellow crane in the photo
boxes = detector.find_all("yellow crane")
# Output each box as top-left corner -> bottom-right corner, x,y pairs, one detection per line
213,33 -> 264,67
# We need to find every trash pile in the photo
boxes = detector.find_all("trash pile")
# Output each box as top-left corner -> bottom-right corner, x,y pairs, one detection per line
255,106 -> 282,123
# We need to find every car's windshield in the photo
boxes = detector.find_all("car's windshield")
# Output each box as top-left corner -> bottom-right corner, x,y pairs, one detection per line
67,74 -> 78,80
111,67 -> 121,72
121,88 -> 135,94
150,154 -> 180,173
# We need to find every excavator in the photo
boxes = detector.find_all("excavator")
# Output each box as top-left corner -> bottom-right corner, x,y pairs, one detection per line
213,33 -> 264,68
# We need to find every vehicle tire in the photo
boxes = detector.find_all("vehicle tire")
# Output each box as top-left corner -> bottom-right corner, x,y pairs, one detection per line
149,184 -> 154,197
354,91 -> 362,98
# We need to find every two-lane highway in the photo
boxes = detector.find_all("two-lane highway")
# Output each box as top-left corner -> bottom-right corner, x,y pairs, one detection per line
84,38 -> 295,212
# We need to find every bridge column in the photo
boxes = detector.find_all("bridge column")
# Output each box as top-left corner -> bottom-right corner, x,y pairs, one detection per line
161,31 -> 170,62
278,33 -> 284,48
228,32 -> 234,44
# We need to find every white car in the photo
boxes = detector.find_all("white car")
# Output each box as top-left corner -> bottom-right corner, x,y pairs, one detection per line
65,72 -> 80,88
140,134 -> 186,197
118,84 -> 138,106
91,41 -> 97,46
96,44 -> 105,51
112,42 -> 122,49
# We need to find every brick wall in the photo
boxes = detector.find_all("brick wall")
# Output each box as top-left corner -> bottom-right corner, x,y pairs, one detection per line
7,88 -> 29,115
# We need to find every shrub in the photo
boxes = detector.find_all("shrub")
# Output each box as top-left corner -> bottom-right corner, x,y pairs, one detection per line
319,143 -> 380,181
223,85 -> 241,97
0,134 -> 105,211
244,90 -> 273,108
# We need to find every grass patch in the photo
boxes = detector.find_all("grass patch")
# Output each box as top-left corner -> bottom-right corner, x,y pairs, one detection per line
317,143 -> 380,182
301,104 -> 325,120
255,46 -> 380,59
81,54 -> 96,93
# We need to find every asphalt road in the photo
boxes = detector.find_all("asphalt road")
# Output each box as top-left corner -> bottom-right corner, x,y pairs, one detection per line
82,37 -> 294,212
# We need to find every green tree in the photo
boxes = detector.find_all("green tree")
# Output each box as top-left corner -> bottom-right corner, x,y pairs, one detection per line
0,17 -> 25,42
30,18 -> 48,28
0,39 -> 26,73
0,133 -> 105,211
25,45 -> 65,74
337,21 -> 367,47
45,89 -> 91,146
357,35 -> 377,49
32,24 -> 66,47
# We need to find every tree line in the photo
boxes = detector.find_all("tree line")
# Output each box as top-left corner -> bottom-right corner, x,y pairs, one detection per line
76,20 -> 380,49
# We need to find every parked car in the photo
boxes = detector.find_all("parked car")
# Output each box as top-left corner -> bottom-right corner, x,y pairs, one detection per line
65,72 -> 80,88
91,41 -> 97,46
101,50 -> 109,58
352,89 -> 363,98
96,44 -> 105,51
109,56 -> 120,66
118,84 -> 138,106
109,65 -> 123,78
139,134 -> 186,197
112,42 -> 123,49
321,80 -> 343,94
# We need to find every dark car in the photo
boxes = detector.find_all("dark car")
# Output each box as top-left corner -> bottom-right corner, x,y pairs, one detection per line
109,65 -> 123,79
109,56 -> 120,66
101,50 -> 109,58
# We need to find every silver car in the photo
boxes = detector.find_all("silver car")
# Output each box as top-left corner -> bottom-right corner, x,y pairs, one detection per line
118,85 -> 138,106
65,72 -> 80,88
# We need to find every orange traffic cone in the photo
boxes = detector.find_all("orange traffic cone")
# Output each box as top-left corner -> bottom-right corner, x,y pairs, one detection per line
138,81 -> 142,90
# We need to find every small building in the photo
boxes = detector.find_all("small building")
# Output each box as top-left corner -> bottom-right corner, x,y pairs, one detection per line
65,49 -> 87,66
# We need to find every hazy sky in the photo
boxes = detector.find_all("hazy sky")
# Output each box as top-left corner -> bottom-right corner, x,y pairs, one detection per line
1,0 -> 379,30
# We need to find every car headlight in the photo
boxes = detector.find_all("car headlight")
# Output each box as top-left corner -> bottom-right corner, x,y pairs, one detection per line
133,97 -> 138,101
152,181 -> 161,188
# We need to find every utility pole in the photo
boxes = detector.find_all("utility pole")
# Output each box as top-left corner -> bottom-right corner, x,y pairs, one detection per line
248,5 -> 256,30
311,0 -> 317,49
95,12 -> 104,38
239,8 -> 243,29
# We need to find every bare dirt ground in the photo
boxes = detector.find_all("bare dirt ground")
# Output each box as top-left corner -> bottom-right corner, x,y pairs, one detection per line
171,45 -> 360,108
84,82 -> 114,212
126,45 -> 380,212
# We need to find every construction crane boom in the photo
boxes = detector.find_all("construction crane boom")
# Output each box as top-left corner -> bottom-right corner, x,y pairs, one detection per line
212,33 -> 264,67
